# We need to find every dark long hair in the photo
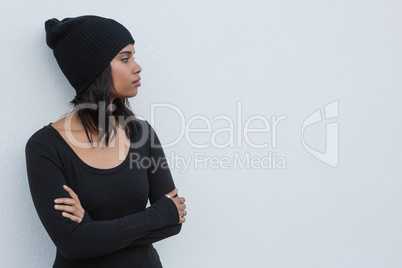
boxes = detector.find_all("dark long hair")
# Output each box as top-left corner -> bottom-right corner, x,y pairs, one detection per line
69,64 -> 141,147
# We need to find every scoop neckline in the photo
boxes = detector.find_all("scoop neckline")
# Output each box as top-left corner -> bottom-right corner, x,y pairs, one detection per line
46,122 -> 133,174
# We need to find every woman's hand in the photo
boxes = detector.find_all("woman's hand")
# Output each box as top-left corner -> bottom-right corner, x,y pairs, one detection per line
54,185 -> 85,223
167,188 -> 187,224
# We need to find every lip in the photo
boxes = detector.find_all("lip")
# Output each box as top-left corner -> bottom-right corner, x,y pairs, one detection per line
133,77 -> 141,87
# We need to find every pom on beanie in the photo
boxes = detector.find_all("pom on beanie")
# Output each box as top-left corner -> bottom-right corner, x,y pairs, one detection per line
45,15 -> 135,95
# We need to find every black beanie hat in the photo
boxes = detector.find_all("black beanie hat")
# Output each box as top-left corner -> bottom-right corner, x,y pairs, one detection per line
45,15 -> 135,95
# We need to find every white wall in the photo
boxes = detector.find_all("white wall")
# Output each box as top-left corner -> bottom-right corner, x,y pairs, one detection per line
1,0 -> 401,267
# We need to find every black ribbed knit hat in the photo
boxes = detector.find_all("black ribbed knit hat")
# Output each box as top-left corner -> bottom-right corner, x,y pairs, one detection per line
45,15 -> 135,95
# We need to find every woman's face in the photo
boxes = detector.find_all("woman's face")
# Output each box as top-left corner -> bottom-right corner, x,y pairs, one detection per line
110,44 -> 142,101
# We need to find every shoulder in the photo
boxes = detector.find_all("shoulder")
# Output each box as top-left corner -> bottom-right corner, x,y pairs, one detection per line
132,115 -> 155,136
134,114 -> 147,122
25,123 -> 59,155
133,114 -> 152,130
130,115 -> 163,149
25,124 -> 67,174
26,124 -> 53,145
135,116 -> 161,139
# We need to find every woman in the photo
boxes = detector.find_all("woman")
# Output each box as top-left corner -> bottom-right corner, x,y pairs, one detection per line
25,15 -> 186,268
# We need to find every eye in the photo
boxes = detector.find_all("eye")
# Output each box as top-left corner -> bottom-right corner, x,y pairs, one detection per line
121,56 -> 136,63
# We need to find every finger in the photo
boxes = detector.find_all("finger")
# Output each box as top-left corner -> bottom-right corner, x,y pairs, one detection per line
63,185 -> 79,200
178,197 -> 185,204
179,217 -> 186,224
54,205 -> 79,214
54,198 -> 76,205
181,210 -> 187,217
167,188 -> 178,198
62,212 -> 82,223
172,197 -> 181,206
179,204 -> 186,210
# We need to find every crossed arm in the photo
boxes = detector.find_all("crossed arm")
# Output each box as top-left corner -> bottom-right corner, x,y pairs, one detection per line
25,122 -> 187,260
55,185 -> 186,248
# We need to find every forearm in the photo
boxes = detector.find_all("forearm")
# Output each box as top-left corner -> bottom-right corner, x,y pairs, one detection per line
127,223 -> 182,248
32,187 -> 178,260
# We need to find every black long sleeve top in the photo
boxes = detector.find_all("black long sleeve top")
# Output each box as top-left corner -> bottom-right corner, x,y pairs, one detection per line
25,119 -> 181,268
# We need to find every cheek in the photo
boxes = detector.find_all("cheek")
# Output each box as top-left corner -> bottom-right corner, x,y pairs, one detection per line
111,69 -> 124,87
112,67 -> 131,85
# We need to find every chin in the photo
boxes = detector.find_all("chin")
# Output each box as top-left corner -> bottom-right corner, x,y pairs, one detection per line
129,92 -> 138,98
123,89 -> 138,99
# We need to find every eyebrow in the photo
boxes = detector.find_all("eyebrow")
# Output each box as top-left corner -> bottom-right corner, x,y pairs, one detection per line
119,50 -> 135,55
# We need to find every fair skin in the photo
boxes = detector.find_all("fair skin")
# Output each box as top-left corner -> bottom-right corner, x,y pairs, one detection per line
52,44 -> 186,224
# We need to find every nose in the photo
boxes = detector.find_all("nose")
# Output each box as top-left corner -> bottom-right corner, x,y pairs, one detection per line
133,60 -> 142,74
